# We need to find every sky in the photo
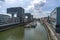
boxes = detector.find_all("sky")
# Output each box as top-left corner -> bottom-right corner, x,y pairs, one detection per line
0,0 -> 60,18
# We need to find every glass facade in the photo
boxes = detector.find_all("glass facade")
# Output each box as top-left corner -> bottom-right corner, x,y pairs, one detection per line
0,14 -> 10,25
50,8 -> 57,26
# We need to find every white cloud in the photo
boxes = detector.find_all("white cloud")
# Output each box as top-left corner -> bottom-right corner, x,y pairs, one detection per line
31,0 -> 46,5
5,0 -> 22,7
32,9 -> 50,18
26,0 -> 46,10
5,0 -> 32,8
26,0 -> 47,18
0,0 -> 5,2
6,0 -> 15,4
0,0 -> 32,13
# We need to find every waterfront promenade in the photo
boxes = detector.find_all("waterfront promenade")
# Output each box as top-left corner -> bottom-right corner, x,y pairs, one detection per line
40,19 -> 60,40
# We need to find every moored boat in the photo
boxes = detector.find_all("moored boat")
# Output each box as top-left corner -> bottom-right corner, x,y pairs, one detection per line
24,22 -> 37,28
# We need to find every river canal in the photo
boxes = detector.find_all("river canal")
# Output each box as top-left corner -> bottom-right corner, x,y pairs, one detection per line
0,22 -> 48,40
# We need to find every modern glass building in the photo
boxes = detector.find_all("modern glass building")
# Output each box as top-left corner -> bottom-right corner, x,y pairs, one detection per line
7,7 -> 25,23
25,13 -> 33,22
49,7 -> 60,33
0,14 -> 10,25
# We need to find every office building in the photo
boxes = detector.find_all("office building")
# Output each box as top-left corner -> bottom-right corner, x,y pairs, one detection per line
25,13 -> 33,22
49,7 -> 60,33
0,14 -> 10,25
7,7 -> 25,23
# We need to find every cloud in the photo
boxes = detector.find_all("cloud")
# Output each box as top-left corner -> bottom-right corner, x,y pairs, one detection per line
26,0 -> 47,18
26,0 -> 45,10
5,0 -> 23,7
0,0 -> 32,14
34,1 -> 45,10
5,0 -> 32,8
0,0 -> 5,2
27,0 -> 60,18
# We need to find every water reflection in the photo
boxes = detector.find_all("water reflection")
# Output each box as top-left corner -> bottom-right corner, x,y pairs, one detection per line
24,22 -> 48,40
0,26 -> 24,40
0,22 -> 48,40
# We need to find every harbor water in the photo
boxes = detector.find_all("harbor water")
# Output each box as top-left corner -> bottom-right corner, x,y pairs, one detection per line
0,22 -> 48,40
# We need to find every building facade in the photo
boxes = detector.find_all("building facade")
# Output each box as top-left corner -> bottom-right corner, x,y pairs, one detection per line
0,14 -> 10,25
25,13 -> 33,22
49,7 -> 60,33
7,7 -> 25,23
